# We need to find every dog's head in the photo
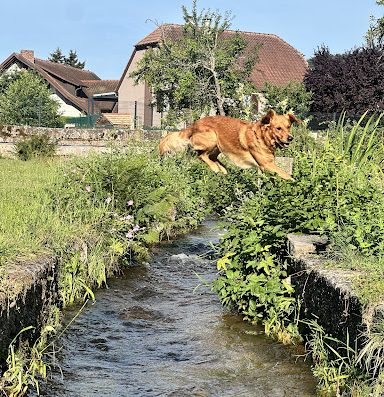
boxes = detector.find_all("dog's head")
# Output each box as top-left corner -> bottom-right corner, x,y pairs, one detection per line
259,110 -> 301,149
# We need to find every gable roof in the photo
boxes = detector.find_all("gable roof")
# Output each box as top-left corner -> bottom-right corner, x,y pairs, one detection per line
131,24 -> 307,90
36,58 -> 100,85
0,52 -> 117,114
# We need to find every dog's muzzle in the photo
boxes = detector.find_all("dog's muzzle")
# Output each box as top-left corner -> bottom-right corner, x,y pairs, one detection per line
276,136 -> 293,148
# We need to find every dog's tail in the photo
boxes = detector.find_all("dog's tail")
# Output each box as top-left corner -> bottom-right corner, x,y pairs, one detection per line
159,127 -> 193,156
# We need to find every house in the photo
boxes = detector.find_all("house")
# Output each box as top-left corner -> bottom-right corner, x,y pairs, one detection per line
117,24 -> 308,128
0,50 -> 118,117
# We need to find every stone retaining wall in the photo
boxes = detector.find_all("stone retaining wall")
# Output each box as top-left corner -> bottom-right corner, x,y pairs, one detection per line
0,124 -> 131,142
0,255 -> 58,361
0,125 -> 165,157
287,234 -> 382,349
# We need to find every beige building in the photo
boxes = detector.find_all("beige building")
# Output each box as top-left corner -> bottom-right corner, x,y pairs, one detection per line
117,24 -> 308,128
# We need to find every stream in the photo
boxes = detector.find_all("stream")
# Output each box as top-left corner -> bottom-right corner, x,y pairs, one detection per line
40,219 -> 316,397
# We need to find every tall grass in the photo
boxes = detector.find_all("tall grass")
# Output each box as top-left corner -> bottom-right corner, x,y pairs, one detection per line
336,111 -> 384,167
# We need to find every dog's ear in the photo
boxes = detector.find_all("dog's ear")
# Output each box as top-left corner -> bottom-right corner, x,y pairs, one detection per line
288,113 -> 301,124
261,109 -> 275,125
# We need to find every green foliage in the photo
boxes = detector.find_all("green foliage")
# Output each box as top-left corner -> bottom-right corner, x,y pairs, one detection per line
130,1 -> 258,125
262,81 -> 313,119
64,50 -> 85,69
365,0 -> 384,48
1,305 -> 60,397
14,134 -> 57,161
0,70 -> 63,127
303,320 -> 362,397
0,70 -> 22,95
209,111 -> 384,394
209,112 -> 384,374
48,47 -> 65,64
335,111 -> 384,167
50,148 -> 212,305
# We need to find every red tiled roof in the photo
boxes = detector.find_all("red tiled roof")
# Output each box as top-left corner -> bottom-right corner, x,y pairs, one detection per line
135,24 -> 307,89
136,24 -> 182,47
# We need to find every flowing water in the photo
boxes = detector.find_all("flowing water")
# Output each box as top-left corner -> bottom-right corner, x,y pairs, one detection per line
41,219 -> 316,397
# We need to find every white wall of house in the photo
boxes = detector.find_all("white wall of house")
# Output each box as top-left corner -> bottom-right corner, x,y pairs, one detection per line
5,63 -> 21,74
50,91 -> 82,117
118,49 -> 162,128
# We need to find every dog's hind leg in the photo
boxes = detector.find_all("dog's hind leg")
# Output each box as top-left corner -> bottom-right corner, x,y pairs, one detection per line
197,152 -> 223,173
208,148 -> 227,174
189,130 -> 222,172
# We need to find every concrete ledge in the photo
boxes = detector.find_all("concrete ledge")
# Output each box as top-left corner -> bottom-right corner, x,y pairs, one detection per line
0,255 -> 58,361
287,234 -> 366,347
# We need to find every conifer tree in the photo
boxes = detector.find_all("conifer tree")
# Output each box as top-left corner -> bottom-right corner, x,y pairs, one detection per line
48,47 -> 65,64
49,48 -> 85,69
64,50 -> 85,69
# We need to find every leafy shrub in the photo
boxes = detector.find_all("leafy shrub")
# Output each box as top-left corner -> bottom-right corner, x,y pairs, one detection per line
0,70 -> 63,127
262,81 -> 313,119
304,46 -> 384,115
14,134 -> 57,161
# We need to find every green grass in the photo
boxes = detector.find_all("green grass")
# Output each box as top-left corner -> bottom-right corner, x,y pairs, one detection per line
0,158 -> 60,265
325,248 -> 384,306
0,157 -> 102,268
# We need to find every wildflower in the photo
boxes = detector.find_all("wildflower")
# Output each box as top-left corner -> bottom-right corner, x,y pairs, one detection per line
85,185 -> 92,193
105,196 -> 112,204
127,200 -> 134,206
126,231 -> 134,239
133,224 -> 140,232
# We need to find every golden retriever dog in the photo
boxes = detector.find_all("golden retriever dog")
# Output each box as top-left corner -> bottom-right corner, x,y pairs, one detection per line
159,110 -> 300,180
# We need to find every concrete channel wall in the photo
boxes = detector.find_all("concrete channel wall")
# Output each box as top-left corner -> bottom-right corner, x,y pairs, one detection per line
287,234 -> 383,349
0,255 -> 58,361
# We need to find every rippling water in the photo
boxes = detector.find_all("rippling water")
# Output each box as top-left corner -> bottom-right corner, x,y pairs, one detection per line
40,219 -> 316,397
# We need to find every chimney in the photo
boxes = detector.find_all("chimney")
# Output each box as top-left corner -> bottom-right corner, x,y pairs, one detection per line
20,50 -> 35,63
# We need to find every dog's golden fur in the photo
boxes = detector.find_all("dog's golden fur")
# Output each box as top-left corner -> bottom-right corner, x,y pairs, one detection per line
159,110 -> 300,180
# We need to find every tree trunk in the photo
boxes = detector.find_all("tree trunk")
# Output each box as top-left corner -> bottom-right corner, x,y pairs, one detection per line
212,68 -> 225,116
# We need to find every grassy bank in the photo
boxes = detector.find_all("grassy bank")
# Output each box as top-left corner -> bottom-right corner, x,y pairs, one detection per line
0,158 -> 75,266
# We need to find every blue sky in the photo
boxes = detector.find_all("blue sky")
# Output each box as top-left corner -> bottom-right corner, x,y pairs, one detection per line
1,0 -> 382,80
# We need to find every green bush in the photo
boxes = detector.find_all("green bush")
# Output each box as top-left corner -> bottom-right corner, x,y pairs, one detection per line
262,81 -> 313,119
14,134 -> 57,161
0,70 -> 63,127
49,148 -> 214,304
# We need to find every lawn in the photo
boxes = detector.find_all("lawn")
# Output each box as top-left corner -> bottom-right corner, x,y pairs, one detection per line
0,158 -> 81,266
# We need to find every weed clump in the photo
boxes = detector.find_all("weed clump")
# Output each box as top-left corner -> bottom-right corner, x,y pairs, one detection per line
14,134 -> 57,161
